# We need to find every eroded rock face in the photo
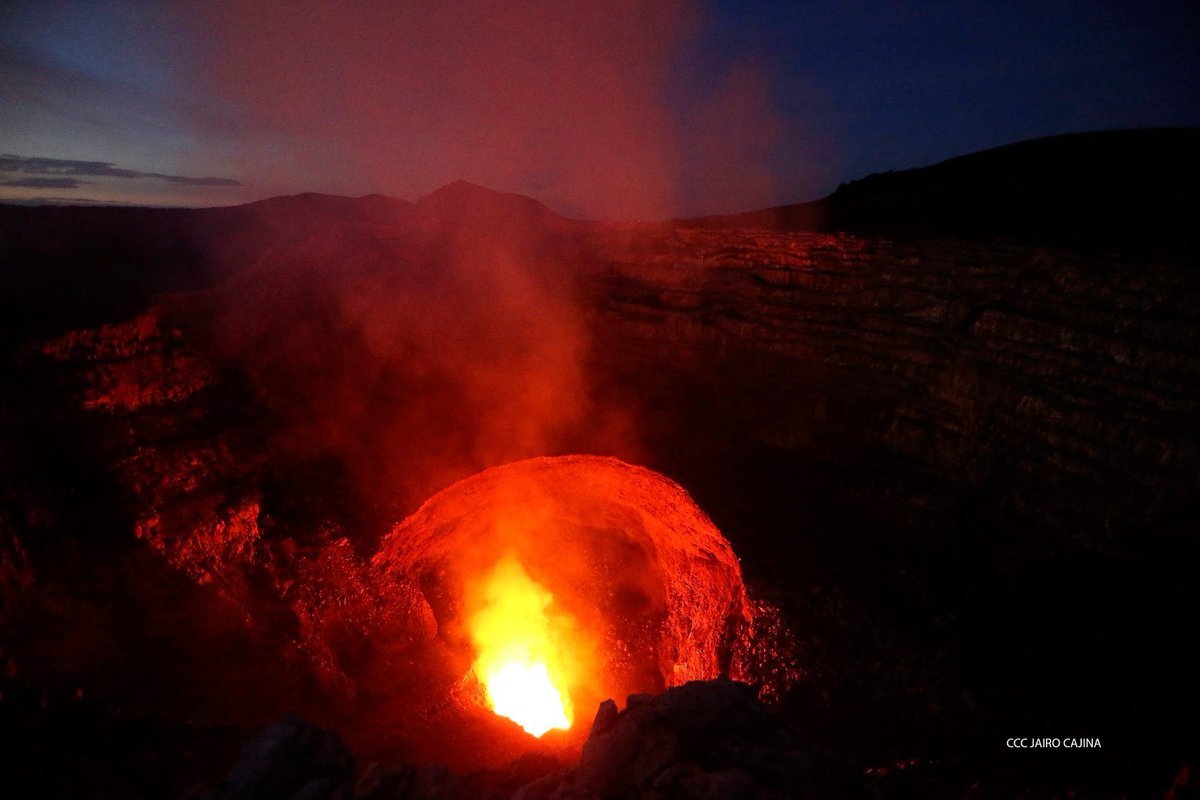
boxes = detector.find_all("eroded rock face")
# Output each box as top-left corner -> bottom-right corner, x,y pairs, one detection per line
39,305 -> 260,582
580,229 -> 1200,551
3,303 -> 434,738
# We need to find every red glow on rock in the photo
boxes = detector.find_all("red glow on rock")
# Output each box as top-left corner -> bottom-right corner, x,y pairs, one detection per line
370,454 -> 751,764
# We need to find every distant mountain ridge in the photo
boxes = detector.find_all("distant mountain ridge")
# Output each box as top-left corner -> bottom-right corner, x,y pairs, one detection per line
414,179 -> 572,230
234,128 -> 1199,254
682,127 -> 1199,254
2,129 -> 1196,343
5,128 -> 1196,253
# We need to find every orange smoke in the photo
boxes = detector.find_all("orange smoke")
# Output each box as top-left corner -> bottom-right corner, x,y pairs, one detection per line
172,0 -> 810,218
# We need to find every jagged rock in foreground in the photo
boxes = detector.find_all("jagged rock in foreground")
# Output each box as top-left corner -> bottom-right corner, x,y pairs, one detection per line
199,681 -> 862,800
201,715 -> 355,800
526,680 -> 861,800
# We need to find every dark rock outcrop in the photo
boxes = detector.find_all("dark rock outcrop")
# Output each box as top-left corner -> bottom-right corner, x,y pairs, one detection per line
199,682 -> 861,800
527,680 -> 860,800
683,128 -> 1200,255
204,715 -> 354,800
581,228 -> 1200,556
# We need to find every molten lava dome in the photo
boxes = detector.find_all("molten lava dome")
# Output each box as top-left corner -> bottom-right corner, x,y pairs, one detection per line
370,455 -> 750,766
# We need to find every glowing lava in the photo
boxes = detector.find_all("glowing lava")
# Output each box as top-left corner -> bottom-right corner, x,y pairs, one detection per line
466,556 -> 574,737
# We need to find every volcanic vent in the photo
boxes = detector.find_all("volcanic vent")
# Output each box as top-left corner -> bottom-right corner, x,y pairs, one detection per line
369,455 -> 751,765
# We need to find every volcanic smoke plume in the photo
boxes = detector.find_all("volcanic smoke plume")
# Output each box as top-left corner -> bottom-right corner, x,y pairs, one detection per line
197,186 -> 638,514
165,0 -> 805,218
0,180 -> 768,771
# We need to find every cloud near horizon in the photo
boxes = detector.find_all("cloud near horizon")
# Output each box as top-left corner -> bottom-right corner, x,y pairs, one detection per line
0,154 -> 241,187
0,175 -> 91,189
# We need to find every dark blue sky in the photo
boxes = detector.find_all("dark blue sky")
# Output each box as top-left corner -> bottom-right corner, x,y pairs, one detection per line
692,1 -> 1199,178
2,1 -> 1197,216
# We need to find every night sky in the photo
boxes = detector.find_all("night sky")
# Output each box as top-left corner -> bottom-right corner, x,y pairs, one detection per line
1,0 -> 1197,217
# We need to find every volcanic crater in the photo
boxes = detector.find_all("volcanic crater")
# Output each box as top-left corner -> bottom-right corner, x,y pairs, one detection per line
1,130 -> 1198,798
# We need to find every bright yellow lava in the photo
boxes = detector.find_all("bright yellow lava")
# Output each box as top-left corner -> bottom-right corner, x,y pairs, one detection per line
466,556 -> 573,737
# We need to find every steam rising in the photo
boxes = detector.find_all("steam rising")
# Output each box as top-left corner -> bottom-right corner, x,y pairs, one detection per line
1,3 -> 771,770
165,0 -> 802,511
200,186 -> 634,515
176,0 -> 794,218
